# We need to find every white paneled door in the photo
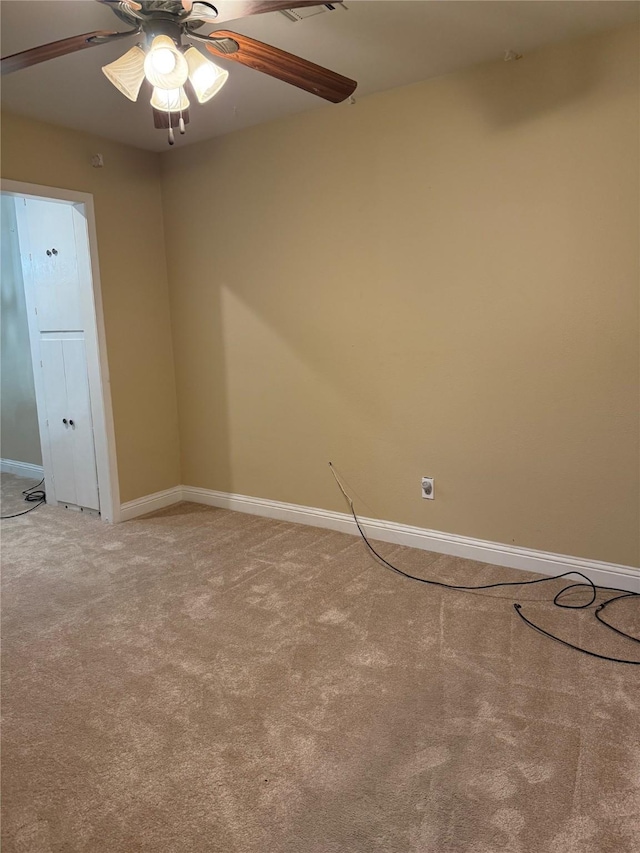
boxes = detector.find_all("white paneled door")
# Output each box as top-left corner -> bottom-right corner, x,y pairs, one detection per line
17,197 -> 101,513
40,336 -> 100,510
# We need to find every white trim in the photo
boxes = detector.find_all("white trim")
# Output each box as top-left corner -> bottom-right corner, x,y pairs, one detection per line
120,486 -> 184,521
181,486 -> 640,594
1,181 -> 96,206
73,199 -> 120,521
1,458 -> 45,479
2,180 -> 120,523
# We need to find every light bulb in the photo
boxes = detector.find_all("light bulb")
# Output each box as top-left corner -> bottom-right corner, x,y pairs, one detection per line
144,35 -> 188,90
150,86 -> 190,112
185,46 -> 228,103
150,47 -> 176,75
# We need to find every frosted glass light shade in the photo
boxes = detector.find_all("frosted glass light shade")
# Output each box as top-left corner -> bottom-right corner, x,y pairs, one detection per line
102,46 -> 146,102
150,86 -> 190,112
144,35 -> 189,89
185,46 -> 228,103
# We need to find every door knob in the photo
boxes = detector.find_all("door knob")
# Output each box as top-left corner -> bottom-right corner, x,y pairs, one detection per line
62,418 -> 68,425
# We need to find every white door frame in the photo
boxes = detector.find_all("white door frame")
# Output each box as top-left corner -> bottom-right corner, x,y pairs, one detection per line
2,179 -> 120,523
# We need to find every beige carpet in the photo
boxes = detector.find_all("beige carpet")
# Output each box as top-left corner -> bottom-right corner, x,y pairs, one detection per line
1,472 -> 639,853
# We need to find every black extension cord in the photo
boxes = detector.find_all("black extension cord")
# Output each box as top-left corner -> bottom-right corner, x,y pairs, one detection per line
328,463 -> 639,666
1,478 -> 46,519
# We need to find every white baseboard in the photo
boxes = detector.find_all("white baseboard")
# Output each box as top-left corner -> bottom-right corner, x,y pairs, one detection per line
119,484 -> 639,593
181,485 -> 640,594
119,486 -> 183,521
1,458 -> 44,479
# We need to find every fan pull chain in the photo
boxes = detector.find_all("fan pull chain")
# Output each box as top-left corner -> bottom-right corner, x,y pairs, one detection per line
179,106 -> 186,135
167,92 -> 175,145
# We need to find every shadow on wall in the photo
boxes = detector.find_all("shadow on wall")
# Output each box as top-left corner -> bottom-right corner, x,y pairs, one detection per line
461,33 -> 618,128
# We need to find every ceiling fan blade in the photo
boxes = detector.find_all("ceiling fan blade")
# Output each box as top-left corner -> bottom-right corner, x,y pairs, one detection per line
1,29 -> 139,76
202,30 -> 356,103
209,2 -> 343,25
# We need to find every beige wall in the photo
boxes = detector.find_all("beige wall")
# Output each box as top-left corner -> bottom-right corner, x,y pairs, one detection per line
1,113 -> 181,502
0,194 -> 42,466
161,26 -> 639,567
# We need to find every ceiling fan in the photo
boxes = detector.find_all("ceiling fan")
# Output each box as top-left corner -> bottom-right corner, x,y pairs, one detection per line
1,0 -> 357,144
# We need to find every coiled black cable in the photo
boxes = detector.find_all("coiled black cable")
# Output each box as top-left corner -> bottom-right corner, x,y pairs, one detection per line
329,463 -> 639,665
1,478 -> 46,519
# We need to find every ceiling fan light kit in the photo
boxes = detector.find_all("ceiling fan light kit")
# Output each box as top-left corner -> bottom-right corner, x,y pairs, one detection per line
104,29 -> 222,144
1,1 -> 357,147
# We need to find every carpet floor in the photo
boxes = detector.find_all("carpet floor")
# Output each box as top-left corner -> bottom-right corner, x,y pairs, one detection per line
1,472 -> 639,852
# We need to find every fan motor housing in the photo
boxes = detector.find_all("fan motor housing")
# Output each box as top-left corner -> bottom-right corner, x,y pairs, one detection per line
141,16 -> 184,45
113,1 -> 219,31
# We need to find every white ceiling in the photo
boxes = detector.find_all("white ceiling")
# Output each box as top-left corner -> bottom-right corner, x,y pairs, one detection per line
1,0 -> 638,152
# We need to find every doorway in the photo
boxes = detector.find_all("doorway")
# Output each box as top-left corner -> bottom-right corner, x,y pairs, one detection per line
1,181 -> 119,522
